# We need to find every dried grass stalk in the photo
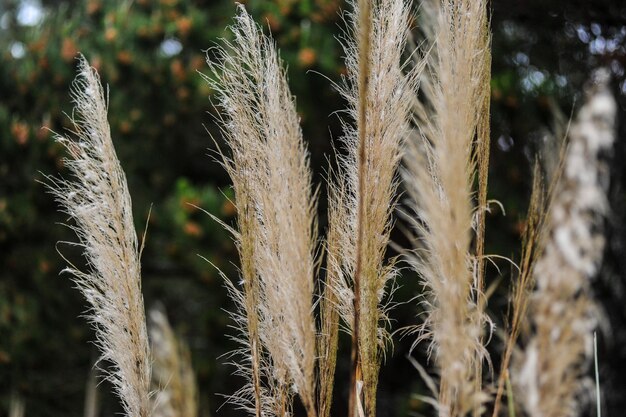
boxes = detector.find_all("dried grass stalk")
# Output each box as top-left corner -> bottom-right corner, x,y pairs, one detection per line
317,276 -> 339,417
513,69 -> 617,417
318,185 -> 342,417
84,360 -> 100,417
403,1 -> 492,415
46,56 -> 151,417
492,163 -> 547,417
204,7 -> 317,417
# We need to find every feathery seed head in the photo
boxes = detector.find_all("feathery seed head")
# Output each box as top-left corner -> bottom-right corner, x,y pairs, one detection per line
513,71 -> 616,417
204,7 -> 317,416
330,0 -> 418,415
402,0 -> 492,415
47,55 -> 151,417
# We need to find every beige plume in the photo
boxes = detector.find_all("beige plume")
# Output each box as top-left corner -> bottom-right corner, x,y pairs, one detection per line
46,56 -> 151,417
203,7 -> 317,417
403,1 -> 492,415
513,70 -> 616,417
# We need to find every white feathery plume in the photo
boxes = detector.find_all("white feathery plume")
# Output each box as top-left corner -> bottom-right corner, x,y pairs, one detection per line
403,0 -> 492,415
203,7 -> 317,417
513,69 -> 616,417
45,56 -> 151,417
329,0 -> 418,415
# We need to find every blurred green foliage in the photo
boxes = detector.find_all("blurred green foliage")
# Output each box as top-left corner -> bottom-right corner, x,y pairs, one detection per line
1,0 -> 625,416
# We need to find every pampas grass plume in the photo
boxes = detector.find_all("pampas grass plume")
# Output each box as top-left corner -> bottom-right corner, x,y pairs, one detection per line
513,69 -> 617,417
329,0 -> 418,415
203,7 -> 318,417
46,55 -> 151,417
403,1 -> 492,415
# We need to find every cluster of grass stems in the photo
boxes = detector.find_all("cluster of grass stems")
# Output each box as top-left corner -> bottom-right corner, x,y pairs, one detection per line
43,1 -> 617,417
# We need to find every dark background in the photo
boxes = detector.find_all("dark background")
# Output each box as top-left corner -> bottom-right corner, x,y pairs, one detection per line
1,0 -> 624,416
